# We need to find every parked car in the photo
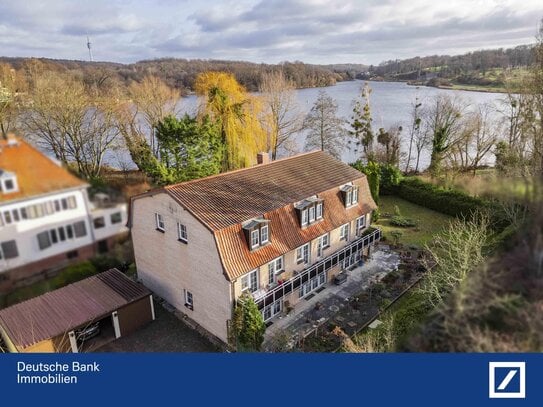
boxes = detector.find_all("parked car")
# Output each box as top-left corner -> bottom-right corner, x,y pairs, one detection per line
75,322 -> 100,342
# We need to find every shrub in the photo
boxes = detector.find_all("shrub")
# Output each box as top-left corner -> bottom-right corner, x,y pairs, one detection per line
390,231 -> 403,245
380,164 -> 402,195
90,255 -> 124,272
390,216 -> 417,227
55,261 -> 97,286
395,177 -> 509,230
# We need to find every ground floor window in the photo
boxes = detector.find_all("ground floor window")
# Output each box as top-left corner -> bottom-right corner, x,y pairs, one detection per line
262,299 -> 282,321
184,289 -> 194,310
343,252 -> 359,269
299,272 -> 326,298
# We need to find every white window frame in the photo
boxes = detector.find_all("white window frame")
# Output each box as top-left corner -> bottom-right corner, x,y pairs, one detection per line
346,190 -> 353,206
260,225 -> 269,244
301,209 -> 309,226
317,233 -> 330,258
262,300 -> 282,321
356,215 -> 366,235
177,222 -> 188,243
309,206 -> 315,222
316,203 -> 323,219
1,176 -> 18,193
250,229 -> 260,248
267,256 -> 283,285
184,289 -> 193,310
241,269 -> 258,293
352,187 -> 359,204
340,223 -> 349,241
155,213 -> 165,231
296,243 -> 310,264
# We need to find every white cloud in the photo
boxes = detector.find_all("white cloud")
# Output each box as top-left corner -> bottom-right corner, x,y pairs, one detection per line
0,0 -> 541,64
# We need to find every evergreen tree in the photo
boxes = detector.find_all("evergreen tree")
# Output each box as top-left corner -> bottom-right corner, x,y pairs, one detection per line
231,294 -> 266,351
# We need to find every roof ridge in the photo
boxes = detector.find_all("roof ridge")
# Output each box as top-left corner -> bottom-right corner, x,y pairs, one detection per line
165,150 -> 323,191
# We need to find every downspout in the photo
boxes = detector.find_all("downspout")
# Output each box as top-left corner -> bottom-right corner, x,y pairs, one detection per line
82,187 -> 97,256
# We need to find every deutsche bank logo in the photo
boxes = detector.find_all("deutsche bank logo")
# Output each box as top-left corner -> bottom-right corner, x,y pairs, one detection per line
489,362 -> 526,399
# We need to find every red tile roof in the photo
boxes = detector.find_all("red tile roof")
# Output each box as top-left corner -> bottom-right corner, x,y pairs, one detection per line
0,269 -> 150,350
215,178 -> 375,280
136,151 -> 377,281
0,137 -> 86,203
165,151 -> 370,231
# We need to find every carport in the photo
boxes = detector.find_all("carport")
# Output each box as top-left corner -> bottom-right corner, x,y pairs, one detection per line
0,268 -> 155,353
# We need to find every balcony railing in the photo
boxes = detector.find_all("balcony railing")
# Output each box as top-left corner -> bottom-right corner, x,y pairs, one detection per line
253,227 -> 381,310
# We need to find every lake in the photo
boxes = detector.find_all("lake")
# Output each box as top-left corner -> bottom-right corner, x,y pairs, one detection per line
110,80 -> 505,170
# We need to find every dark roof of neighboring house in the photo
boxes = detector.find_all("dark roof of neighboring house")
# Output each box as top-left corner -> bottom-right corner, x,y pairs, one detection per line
0,137 -> 86,203
0,269 -> 150,349
164,151 -> 368,231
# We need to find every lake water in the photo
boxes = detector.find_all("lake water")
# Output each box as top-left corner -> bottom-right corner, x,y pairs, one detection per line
110,80 -> 505,170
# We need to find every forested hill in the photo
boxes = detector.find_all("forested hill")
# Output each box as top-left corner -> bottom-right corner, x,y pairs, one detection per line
0,56 -> 367,92
367,44 -> 534,91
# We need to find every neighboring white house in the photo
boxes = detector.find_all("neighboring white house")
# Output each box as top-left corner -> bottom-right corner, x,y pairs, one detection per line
0,136 -> 128,292
130,151 -> 380,346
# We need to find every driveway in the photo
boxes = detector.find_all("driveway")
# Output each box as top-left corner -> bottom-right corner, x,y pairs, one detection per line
100,301 -> 219,352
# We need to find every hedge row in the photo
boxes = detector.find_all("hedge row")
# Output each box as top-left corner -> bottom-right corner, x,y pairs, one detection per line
394,178 -> 509,230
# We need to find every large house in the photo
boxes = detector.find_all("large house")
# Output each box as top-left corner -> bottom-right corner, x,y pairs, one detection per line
130,151 -> 380,345
0,136 -> 128,292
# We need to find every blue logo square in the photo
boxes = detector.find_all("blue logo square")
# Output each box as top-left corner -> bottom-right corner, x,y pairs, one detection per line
494,367 -> 520,393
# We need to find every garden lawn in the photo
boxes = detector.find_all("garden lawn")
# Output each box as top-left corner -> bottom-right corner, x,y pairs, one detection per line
375,195 -> 452,247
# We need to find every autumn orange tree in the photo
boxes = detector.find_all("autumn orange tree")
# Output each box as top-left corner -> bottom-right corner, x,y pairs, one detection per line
195,71 -> 266,170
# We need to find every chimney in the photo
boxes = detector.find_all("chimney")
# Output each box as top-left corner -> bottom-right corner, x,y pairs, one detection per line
6,133 -> 19,147
257,152 -> 270,165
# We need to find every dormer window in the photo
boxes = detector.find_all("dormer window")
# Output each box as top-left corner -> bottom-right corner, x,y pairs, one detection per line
0,170 -> 18,194
295,196 -> 324,228
341,183 -> 359,208
242,218 -> 270,250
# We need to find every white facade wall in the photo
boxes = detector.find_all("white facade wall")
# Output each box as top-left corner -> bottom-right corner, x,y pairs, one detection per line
0,188 -> 128,273
0,188 -> 92,272
90,204 -> 129,242
131,192 -> 232,343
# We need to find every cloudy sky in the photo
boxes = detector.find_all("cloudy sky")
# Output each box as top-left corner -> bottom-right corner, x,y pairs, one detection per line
1,0 -> 542,65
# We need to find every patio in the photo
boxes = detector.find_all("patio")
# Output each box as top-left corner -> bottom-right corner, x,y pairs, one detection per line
263,245 -> 401,351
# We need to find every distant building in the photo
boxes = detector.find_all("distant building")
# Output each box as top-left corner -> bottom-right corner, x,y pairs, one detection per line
130,151 -> 380,345
0,136 -> 128,292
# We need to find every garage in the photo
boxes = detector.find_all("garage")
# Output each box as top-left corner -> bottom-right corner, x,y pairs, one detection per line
0,268 -> 155,353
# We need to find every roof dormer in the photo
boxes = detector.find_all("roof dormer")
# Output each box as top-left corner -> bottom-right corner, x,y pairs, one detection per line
340,183 -> 359,208
294,195 -> 323,228
0,169 -> 18,194
242,218 -> 270,251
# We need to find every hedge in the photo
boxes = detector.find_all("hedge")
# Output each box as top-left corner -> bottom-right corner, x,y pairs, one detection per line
394,178 -> 509,230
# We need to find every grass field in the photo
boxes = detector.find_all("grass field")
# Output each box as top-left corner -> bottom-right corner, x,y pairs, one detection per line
375,195 -> 453,247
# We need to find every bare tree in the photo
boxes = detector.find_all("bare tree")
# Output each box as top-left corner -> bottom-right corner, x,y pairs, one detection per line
304,91 -> 346,159
413,122 -> 431,173
23,71 -> 119,179
448,104 -> 498,173
404,97 -> 422,172
128,75 -> 180,157
425,95 -> 468,176
0,63 -> 26,138
376,125 -> 402,166
259,71 -> 303,159
422,213 -> 491,307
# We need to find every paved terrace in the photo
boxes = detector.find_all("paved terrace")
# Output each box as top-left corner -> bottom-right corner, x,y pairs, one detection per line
263,246 -> 400,351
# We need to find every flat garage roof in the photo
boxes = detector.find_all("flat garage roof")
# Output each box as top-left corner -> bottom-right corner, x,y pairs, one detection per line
0,268 -> 150,350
